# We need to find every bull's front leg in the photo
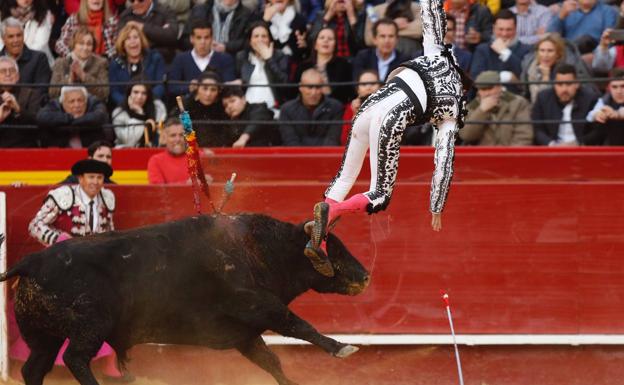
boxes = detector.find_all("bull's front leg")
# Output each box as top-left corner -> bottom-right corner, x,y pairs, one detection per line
224,288 -> 358,358
237,336 -> 298,385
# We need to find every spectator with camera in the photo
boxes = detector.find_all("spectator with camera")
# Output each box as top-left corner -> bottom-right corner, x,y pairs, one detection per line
532,63 -> 601,146
586,67 -> 624,145
460,71 -> 533,146
0,56 -> 44,148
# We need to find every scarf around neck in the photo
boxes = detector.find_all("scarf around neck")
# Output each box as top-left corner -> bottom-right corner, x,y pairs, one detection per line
87,10 -> 105,55
212,0 -> 238,44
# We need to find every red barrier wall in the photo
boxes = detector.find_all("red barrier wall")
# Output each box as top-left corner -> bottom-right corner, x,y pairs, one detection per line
3,146 -> 624,335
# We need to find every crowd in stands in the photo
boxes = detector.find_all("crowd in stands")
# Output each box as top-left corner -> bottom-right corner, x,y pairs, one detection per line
1,0 -> 624,149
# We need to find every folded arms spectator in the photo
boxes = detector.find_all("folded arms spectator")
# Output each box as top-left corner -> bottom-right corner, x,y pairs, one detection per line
37,85 -> 110,148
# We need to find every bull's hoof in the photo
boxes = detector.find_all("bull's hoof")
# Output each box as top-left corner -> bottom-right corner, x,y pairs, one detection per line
334,344 -> 359,358
311,202 -> 329,249
304,241 -> 334,277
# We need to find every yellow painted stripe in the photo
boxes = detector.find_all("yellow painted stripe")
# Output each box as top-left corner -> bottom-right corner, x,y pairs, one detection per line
0,171 -> 149,185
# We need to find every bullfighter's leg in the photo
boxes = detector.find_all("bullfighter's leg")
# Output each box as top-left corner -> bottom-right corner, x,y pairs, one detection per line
225,289 -> 358,358
237,336 -> 298,385
21,336 -> 64,385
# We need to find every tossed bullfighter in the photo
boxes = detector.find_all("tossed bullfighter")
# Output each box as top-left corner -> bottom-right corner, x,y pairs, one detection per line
1,214 -> 369,385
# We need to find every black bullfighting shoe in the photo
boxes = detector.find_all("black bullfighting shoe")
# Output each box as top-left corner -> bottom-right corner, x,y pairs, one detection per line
304,240 -> 334,277
310,202 -> 329,249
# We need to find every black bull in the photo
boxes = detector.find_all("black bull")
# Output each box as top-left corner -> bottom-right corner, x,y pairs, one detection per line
0,214 -> 370,385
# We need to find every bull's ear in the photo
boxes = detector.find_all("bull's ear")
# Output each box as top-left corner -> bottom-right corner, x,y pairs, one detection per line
303,221 -> 314,236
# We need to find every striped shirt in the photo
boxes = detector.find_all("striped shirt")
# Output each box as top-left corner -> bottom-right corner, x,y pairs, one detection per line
511,2 -> 553,45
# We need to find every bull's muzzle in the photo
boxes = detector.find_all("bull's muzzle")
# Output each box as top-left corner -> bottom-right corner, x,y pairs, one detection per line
347,274 -> 370,295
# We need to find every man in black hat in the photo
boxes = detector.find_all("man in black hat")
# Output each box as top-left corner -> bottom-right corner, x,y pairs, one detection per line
29,159 -> 115,246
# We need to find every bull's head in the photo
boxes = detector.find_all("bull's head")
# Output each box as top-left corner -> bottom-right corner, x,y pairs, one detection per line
310,233 -> 370,296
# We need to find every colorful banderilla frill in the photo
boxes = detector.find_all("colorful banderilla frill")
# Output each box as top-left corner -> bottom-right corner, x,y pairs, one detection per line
177,97 -> 216,214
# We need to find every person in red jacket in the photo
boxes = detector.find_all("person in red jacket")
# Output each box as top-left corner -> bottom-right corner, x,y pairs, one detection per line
147,117 -> 190,184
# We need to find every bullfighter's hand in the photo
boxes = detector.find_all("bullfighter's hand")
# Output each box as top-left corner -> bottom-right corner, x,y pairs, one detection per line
431,212 -> 442,232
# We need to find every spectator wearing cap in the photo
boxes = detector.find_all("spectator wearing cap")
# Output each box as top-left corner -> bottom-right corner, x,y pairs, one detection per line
0,56 -> 44,148
532,63 -> 601,146
37,86 -> 110,148
222,86 -> 280,147
147,117 -> 191,184
60,141 -> 116,184
460,71 -> 533,146
29,158 -> 115,246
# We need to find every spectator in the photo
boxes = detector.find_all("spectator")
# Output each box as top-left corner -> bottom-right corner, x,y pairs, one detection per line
470,10 -> 532,90
118,0 -> 178,63
29,158 -> 115,243
59,140 -> 116,184
147,117 -> 191,184
0,0 -> 54,65
532,63 -> 601,146
354,18 -> 410,81
222,85 -> 280,147
445,13 -> 472,72
64,0 -> 125,15
547,0 -> 616,55
510,0 -> 551,45
294,26 -> 355,104
170,71 -> 229,147
50,26 -> 109,101
187,0 -> 257,57
586,67 -> 624,145
159,0 -> 193,27
592,19 -> 624,73
262,0 -> 308,65
446,0 -> 493,51
0,56 -> 43,147
279,68 -> 343,146
300,0 -> 325,24
522,33 -> 594,102
460,70 -> 533,145
55,0 -> 118,60
0,17 -> 51,86
168,18 -> 235,98
309,0 -> 364,59
109,23 -> 166,106
235,21 -> 289,111
364,0 -> 423,57
112,83 -> 167,148
341,69 -> 380,145
37,85 -> 110,148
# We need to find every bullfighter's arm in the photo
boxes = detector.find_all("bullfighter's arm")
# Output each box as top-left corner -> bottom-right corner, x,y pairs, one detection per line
28,197 -> 66,246
429,120 -> 459,214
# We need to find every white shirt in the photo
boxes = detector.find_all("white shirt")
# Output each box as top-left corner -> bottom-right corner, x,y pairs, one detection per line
245,53 -> 276,109
376,49 -> 396,81
191,49 -> 213,72
557,103 -> 577,144
77,186 -> 100,231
